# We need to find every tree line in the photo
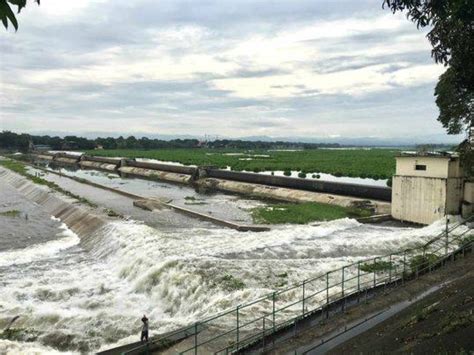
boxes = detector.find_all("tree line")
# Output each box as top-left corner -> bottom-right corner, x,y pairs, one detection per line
0,131 -> 341,152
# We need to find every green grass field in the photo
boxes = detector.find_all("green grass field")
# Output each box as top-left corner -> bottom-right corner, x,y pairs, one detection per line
87,148 -> 397,180
251,202 -> 372,224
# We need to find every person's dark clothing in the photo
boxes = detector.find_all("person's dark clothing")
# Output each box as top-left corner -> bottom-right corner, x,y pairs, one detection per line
141,316 -> 149,342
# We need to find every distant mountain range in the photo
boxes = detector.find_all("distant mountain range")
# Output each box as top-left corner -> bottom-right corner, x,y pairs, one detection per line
27,130 -> 465,147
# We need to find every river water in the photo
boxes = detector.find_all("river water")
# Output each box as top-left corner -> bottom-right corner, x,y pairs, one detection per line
0,167 -> 466,354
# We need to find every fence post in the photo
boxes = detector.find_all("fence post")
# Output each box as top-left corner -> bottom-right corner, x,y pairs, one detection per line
445,217 -> 449,255
262,317 -> 266,349
326,272 -> 330,319
236,305 -> 240,349
373,257 -> 377,288
357,260 -> 361,302
402,250 -> 406,284
389,254 -> 392,283
302,280 -> 306,317
272,292 -> 276,332
341,266 -> 345,312
194,322 -> 199,355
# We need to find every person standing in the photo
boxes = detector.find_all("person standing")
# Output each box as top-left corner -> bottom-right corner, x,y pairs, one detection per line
141,315 -> 149,342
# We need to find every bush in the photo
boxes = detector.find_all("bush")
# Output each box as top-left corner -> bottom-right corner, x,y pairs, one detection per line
283,170 -> 292,176
409,253 -> 439,273
386,177 -> 393,187
359,260 -> 393,273
298,172 -> 306,178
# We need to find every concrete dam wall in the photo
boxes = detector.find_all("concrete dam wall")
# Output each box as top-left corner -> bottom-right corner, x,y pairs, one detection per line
32,153 -> 392,209
0,167 -> 106,240
204,169 -> 391,201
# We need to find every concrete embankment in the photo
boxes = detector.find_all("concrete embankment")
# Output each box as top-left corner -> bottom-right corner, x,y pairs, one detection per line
18,161 -> 269,232
32,152 -> 392,214
199,178 -> 391,214
119,166 -> 192,184
0,167 -> 105,238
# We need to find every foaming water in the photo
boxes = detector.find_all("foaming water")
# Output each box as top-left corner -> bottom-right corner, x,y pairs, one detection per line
0,224 -> 79,267
1,214 -> 469,353
0,339 -> 78,355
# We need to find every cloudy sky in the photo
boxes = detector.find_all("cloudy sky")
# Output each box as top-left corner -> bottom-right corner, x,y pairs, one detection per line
0,0 -> 462,142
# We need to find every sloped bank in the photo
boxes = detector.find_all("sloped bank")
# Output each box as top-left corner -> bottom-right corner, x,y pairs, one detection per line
0,167 -> 106,239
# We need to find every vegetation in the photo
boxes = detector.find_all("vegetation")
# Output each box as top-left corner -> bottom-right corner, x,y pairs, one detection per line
409,253 -> 439,272
89,148 -> 397,180
0,0 -> 39,31
0,209 -> 21,217
0,159 -> 97,207
251,202 -> 371,225
385,0 -> 473,135
0,130 -> 340,152
359,260 -> 393,273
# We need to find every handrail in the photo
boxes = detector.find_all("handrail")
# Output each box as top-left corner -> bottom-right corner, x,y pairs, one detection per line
120,216 -> 472,355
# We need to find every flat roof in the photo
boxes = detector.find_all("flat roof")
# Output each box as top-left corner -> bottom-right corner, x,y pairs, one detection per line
396,151 -> 458,158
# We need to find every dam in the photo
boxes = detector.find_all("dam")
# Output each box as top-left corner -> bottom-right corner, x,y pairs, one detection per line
0,157 -> 472,354
30,152 -> 392,215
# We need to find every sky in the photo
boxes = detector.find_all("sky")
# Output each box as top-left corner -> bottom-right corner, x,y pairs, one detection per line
0,0 -> 464,143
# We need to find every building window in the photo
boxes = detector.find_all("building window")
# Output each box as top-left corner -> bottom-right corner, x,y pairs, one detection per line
415,164 -> 427,171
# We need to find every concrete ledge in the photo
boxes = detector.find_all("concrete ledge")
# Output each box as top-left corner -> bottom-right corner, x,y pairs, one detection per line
134,198 -> 270,232
119,166 -> 192,184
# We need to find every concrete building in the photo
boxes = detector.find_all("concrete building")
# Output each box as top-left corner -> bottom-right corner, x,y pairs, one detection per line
391,152 -> 469,224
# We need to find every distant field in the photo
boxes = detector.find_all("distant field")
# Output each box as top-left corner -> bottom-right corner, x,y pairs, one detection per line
86,148 -> 397,180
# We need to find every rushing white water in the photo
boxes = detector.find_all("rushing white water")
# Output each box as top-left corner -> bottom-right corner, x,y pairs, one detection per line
0,223 -> 79,267
1,214 -> 468,353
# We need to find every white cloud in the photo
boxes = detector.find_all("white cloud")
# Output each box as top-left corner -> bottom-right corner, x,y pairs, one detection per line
0,0 -> 455,140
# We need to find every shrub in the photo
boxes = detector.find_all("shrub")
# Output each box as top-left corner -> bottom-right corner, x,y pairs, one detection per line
359,260 -> 393,273
283,170 -> 292,176
409,253 -> 439,273
298,172 -> 306,178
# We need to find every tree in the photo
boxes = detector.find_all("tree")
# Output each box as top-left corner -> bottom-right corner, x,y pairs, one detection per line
384,0 -> 473,134
1,0 -> 39,30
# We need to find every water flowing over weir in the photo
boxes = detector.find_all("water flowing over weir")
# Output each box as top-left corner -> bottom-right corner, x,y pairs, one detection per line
0,165 -> 470,354
0,168 -> 105,238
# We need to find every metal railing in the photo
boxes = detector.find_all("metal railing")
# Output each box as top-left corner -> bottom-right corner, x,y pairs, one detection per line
122,217 -> 473,355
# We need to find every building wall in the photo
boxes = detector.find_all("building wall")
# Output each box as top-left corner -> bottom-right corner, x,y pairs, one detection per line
463,182 -> 474,217
395,157 -> 451,178
448,159 -> 464,178
392,176 -> 447,224
446,178 -> 464,214
464,182 -> 474,204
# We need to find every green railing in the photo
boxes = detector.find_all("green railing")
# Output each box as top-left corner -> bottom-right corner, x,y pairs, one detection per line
123,217 -> 473,355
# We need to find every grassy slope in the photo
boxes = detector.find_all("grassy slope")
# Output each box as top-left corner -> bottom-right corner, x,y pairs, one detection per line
251,202 -> 372,224
86,148 -> 397,180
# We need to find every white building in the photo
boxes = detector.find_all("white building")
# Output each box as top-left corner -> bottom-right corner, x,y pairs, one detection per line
391,152 -> 472,224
